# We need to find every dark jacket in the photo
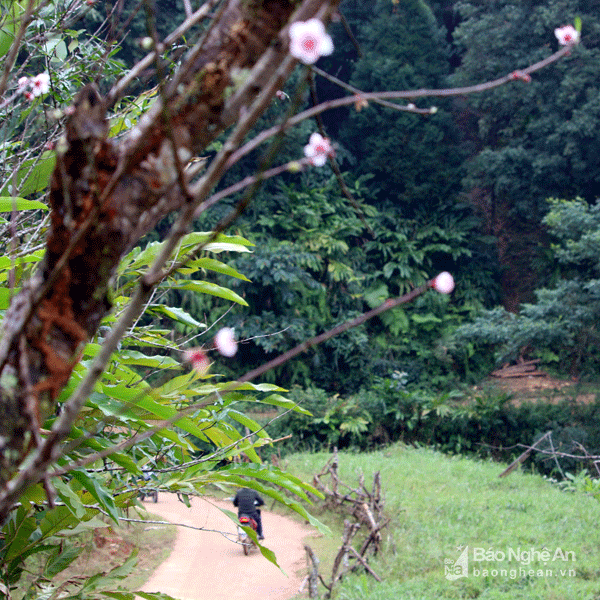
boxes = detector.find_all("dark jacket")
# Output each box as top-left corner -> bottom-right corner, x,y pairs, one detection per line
233,488 -> 264,515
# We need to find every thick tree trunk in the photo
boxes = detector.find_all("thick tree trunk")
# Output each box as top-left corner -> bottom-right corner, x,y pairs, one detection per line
0,0 -> 339,493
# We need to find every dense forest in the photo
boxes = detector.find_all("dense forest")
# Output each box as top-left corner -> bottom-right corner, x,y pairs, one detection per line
140,0 -> 600,393
10,0 -> 598,395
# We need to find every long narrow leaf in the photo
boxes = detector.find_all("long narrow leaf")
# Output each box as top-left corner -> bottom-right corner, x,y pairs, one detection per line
163,281 -> 248,306
71,470 -> 119,523
148,305 -> 205,328
43,544 -> 83,578
0,197 -> 48,211
179,257 -> 251,281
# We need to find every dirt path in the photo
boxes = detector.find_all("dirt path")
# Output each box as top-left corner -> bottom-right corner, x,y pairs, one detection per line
140,493 -> 316,600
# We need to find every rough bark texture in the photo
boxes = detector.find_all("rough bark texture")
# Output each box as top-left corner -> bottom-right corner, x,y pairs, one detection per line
0,0 -> 338,490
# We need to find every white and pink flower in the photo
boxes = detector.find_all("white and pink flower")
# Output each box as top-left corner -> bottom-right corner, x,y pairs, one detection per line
554,25 -> 580,46
431,272 -> 455,294
289,18 -> 334,64
18,72 -> 50,100
214,327 -> 237,357
304,132 -> 333,167
183,348 -> 211,375
17,76 -> 29,91
31,72 -> 50,96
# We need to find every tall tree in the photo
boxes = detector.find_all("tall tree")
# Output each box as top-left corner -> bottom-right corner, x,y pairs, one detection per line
336,0 -> 464,211
451,0 -> 600,309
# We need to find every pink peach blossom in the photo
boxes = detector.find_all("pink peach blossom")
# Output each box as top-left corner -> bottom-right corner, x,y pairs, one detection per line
304,132 -> 333,167
31,72 -> 50,96
289,18 -> 334,65
554,25 -> 579,46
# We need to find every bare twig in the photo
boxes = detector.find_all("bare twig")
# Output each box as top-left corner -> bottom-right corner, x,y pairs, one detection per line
225,46 -> 572,169
498,431 -> 553,477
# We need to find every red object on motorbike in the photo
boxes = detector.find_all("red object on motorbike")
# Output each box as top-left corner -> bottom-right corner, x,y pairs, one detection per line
238,515 -> 257,530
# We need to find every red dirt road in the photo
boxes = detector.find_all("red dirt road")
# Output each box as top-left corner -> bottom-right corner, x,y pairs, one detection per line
140,494 -> 316,600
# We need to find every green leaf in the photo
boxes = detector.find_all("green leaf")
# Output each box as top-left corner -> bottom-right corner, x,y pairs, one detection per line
68,425 -> 141,474
210,468 -> 328,534
120,232 -> 253,276
0,197 -> 48,212
194,382 -> 286,394
0,0 -> 28,59
380,307 -> 410,336
227,410 -> 269,439
180,257 -> 251,281
199,423 -> 235,449
42,36 -> 67,62
364,283 -> 389,308
8,543 -> 57,579
219,507 -> 280,568
0,151 -> 56,197
43,544 -> 83,578
179,231 -> 254,254
106,387 -> 207,446
260,394 -> 312,416
80,550 -> 139,593
0,286 -> 14,309
154,372 -> 199,397
37,504 -> 89,543
164,281 -> 248,306
411,312 -> 442,325
3,505 -> 37,560
71,469 -> 120,524
120,241 -> 162,273
106,548 -> 139,579
19,479 -> 44,500
0,25 -> 14,59
60,516 -> 110,537
148,305 -> 205,328
54,479 -> 87,519
119,350 -> 181,369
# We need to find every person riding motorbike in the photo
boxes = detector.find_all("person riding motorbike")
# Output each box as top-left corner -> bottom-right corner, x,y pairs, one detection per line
233,487 -> 265,540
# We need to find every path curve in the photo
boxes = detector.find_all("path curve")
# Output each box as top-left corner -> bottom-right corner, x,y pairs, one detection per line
140,493 -> 315,600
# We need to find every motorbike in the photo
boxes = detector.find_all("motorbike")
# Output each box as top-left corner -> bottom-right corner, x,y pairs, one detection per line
138,469 -> 158,502
138,488 -> 158,503
237,514 -> 258,555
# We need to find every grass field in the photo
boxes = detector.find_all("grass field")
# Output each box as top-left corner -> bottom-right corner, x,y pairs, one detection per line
286,444 -> 600,599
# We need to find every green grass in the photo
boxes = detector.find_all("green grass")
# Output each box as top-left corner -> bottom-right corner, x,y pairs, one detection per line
286,445 -> 600,599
